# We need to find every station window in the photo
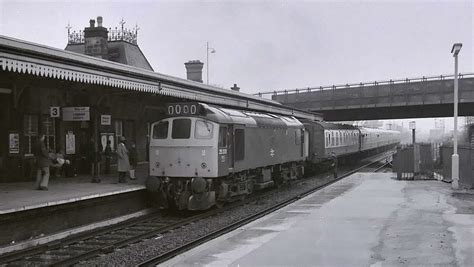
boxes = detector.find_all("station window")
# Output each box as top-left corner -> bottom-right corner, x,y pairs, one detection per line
172,118 -> 191,139
23,114 -> 38,156
235,129 -> 245,161
195,120 -> 213,139
43,116 -> 56,152
152,121 -> 169,139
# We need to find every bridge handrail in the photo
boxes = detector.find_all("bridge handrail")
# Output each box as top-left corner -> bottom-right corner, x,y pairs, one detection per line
255,73 -> 474,97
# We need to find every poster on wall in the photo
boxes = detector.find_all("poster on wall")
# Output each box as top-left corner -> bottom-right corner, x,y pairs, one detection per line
9,132 -> 20,154
66,131 -> 76,155
100,133 -> 115,152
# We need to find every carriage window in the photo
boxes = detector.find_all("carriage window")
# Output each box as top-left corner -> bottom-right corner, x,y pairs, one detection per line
195,120 -> 214,139
172,119 -> 191,139
152,121 -> 169,139
218,127 -> 227,147
295,129 -> 301,145
235,129 -> 245,161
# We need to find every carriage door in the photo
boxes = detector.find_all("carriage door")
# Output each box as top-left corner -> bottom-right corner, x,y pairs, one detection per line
218,126 -> 233,174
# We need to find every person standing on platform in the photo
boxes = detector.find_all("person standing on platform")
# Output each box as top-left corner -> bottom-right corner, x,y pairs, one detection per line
89,138 -> 100,183
35,134 -> 51,190
104,140 -> 112,175
330,152 -> 338,178
128,142 -> 137,180
117,136 -> 130,183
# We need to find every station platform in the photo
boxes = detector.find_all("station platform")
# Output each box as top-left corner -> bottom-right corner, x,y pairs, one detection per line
0,163 -> 147,215
166,172 -> 474,266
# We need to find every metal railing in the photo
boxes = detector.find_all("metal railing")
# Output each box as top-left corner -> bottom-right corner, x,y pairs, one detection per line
255,73 -> 474,97
67,28 -> 138,45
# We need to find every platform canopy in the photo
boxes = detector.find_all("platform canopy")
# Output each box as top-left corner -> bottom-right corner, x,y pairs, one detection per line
0,35 -> 322,121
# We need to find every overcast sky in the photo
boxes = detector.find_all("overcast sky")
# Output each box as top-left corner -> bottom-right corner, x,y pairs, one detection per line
0,0 -> 473,132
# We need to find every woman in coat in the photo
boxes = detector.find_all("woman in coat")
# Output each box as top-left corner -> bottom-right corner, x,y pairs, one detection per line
116,136 -> 130,183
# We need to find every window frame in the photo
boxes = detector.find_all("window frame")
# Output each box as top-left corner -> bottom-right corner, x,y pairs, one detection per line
171,118 -> 192,139
23,114 -> 39,156
194,119 -> 214,139
152,120 -> 169,139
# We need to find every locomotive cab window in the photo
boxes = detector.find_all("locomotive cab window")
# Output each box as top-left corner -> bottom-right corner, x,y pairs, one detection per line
235,129 -> 245,161
172,119 -> 191,139
153,121 -> 169,139
195,120 -> 214,139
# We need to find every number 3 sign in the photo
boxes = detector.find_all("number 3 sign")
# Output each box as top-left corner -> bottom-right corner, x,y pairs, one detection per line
50,107 -> 60,118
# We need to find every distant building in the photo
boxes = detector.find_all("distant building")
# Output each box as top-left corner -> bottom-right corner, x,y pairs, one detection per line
65,16 -> 154,71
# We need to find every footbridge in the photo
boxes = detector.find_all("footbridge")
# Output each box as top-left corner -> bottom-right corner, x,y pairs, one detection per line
256,74 -> 474,121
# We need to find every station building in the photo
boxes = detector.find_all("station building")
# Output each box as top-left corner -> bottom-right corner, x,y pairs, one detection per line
0,17 -> 318,182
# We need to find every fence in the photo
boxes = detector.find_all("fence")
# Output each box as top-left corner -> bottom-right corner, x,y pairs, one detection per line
440,146 -> 474,189
393,143 -> 434,180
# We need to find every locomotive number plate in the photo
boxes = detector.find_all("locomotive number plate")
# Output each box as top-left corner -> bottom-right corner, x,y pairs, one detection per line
166,103 -> 202,116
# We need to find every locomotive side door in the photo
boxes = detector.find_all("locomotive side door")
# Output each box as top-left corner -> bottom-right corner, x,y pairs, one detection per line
218,125 -> 233,175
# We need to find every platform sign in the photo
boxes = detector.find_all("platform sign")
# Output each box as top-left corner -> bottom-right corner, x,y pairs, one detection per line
409,121 -> 416,130
50,106 -> 60,118
63,107 -> 90,121
101,115 -> 111,125
166,103 -> 203,116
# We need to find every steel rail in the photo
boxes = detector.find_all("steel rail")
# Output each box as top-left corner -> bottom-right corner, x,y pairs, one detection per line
138,152 -> 394,266
1,152 -> 392,266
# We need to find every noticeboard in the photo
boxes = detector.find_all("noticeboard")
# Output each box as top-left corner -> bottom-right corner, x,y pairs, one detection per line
66,131 -> 76,155
9,132 -> 20,154
101,115 -> 111,125
63,107 -> 90,121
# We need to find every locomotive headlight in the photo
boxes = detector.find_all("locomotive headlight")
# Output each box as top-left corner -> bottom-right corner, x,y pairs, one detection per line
201,162 -> 207,169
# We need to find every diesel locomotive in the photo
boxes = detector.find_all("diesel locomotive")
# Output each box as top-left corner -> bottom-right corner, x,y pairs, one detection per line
146,102 -> 400,210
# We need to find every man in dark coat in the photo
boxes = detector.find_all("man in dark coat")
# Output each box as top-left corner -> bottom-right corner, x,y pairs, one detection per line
330,152 -> 338,178
104,140 -> 112,174
128,142 -> 138,180
35,134 -> 51,190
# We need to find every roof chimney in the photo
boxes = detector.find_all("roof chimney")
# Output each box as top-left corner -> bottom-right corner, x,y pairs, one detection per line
230,84 -> 240,92
184,60 -> 204,83
97,16 -> 102,27
84,16 -> 108,59
97,16 -> 103,27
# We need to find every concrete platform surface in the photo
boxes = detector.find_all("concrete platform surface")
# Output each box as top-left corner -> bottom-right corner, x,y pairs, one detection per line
0,164 -> 147,215
164,172 -> 474,267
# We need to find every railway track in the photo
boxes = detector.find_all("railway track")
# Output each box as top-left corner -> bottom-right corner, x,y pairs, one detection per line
0,152 -> 392,266
138,152 -> 393,266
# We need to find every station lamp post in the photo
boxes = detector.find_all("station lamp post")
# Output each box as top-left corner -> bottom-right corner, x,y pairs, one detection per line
451,43 -> 462,190
206,41 -> 216,85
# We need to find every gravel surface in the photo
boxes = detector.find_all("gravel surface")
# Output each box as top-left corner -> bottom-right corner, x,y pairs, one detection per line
76,162 -> 374,266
